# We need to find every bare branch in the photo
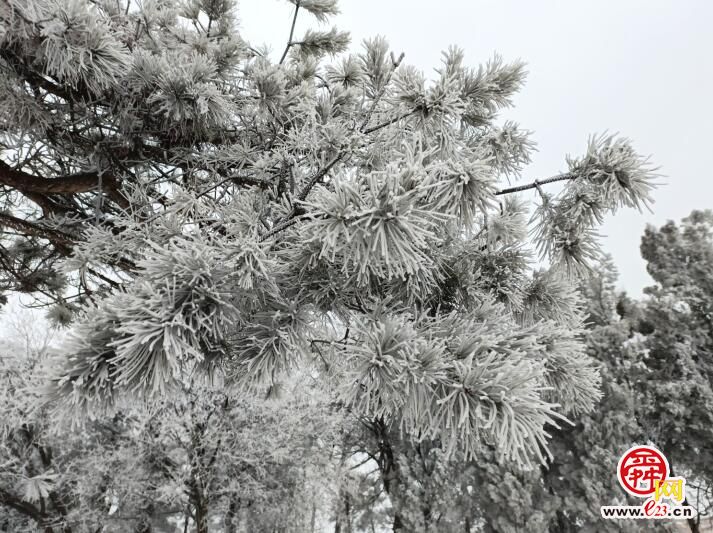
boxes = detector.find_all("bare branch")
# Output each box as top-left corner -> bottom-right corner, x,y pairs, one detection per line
495,173 -> 575,196
279,2 -> 301,65
363,109 -> 417,135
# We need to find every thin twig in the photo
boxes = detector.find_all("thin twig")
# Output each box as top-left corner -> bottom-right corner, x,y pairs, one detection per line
495,173 -> 574,196
87,268 -> 121,289
257,215 -> 306,243
297,153 -> 344,201
280,2 -> 300,65
195,174 -> 269,200
363,109 -> 417,135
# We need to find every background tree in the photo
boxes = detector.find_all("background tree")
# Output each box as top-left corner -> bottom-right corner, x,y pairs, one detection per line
128,381 -> 343,533
634,210 -> 713,532
0,308 -> 105,532
0,304 -> 347,532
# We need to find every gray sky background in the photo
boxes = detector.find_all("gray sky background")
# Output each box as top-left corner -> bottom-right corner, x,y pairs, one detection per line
239,0 -> 713,295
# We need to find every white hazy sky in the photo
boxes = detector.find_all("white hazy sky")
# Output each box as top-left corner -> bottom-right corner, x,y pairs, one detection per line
238,0 -> 713,295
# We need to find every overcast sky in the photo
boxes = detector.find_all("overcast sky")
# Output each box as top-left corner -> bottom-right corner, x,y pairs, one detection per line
239,0 -> 713,295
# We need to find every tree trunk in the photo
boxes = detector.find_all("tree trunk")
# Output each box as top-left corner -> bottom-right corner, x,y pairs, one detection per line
133,517 -> 152,533
187,420 -> 210,533
422,502 -> 433,531
371,423 -> 406,531
392,513 -> 404,532
224,499 -> 239,533
334,492 -> 352,533
667,454 -> 700,533
683,497 -> 700,533
310,498 -> 317,533
194,502 -> 208,533
133,502 -> 154,533
344,494 -> 352,533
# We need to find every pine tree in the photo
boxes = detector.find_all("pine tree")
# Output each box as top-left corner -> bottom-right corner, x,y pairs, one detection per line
634,210 -> 713,532
0,0 -> 659,468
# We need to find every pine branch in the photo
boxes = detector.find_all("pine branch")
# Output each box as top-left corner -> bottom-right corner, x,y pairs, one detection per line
21,191 -> 76,217
257,153 -> 343,242
0,212 -> 75,247
0,212 -> 136,276
360,52 -> 406,133
297,153 -> 344,201
0,160 -> 130,210
495,173 -> 575,196
195,174 -> 271,200
87,268 -> 122,289
255,97 -> 424,243
0,160 -> 101,195
363,109 -> 417,135
257,214 -> 309,243
0,47 -> 72,101
0,487 -> 44,523
1,45 -> 97,102
280,2 -> 301,64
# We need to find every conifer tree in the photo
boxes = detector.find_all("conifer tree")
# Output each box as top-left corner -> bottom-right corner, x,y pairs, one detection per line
634,210 -> 713,533
0,0 -> 659,466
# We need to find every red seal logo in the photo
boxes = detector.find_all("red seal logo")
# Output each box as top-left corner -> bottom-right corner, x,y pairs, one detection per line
617,445 -> 669,497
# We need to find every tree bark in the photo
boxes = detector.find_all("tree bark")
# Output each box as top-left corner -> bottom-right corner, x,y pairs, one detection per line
0,160 -> 104,195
